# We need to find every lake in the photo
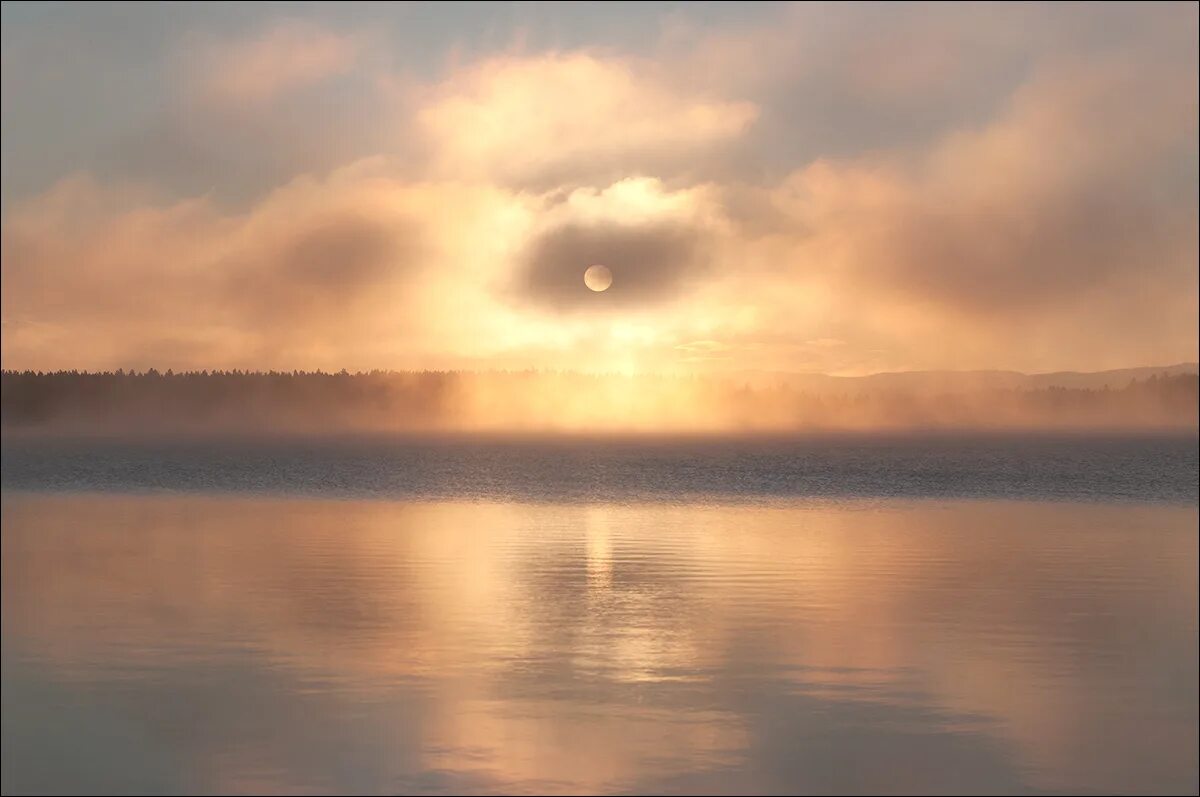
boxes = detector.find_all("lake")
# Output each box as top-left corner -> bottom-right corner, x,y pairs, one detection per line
2,434 -> 1197,794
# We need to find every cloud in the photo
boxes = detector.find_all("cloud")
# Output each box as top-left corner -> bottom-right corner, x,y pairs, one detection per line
192,20 -> 361,105
674,340 -> 731,354
417,52 -> 757,184
516,222 -> 703,311
750,45 -> 1198,370
90,21 -> 382,203
772,49 -> 1195,312
219,212 -> 420,349
506,177 -> 727,313
1,4 -> 1196,375
0,167 -> 436,370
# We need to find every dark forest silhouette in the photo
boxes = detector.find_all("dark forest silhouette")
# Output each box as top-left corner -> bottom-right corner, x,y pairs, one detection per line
2,369 -> 1196,433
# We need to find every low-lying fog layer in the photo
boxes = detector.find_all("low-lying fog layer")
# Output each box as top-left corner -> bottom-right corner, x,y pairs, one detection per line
3,369 -> 1197,434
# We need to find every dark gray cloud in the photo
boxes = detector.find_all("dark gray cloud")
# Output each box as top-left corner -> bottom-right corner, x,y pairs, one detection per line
515,221 -> 708,311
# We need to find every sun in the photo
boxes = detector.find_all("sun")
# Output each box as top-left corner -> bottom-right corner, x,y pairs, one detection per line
584,264 -> 613,292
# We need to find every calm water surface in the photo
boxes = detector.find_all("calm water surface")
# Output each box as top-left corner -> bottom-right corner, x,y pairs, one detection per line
2,436 -> 1198,794
2,432 -> 1197,503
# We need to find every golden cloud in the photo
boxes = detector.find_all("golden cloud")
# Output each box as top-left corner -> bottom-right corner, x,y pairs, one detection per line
1,12 -> 1196,376
417,53 -> 758,183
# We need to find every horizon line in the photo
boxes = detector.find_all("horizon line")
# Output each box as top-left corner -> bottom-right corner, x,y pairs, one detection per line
3,363 -> 1197,380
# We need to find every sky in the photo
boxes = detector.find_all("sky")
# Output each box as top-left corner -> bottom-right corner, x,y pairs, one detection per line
1,1 -> 1197,376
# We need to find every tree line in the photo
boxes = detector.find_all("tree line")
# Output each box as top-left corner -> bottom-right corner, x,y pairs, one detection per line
2,369 -> 1196,433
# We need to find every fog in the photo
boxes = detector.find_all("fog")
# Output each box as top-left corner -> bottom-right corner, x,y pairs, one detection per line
3,369 -> 1195,436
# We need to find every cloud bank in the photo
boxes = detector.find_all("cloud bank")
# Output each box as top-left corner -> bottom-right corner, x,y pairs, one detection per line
1,4 -> 1196,375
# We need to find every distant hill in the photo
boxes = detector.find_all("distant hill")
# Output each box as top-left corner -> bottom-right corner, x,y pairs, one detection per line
737,364 -> 1199,395
1024,364 -> 1200,390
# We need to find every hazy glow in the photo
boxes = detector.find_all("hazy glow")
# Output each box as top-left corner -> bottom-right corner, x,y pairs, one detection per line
0,3 -> 1196,376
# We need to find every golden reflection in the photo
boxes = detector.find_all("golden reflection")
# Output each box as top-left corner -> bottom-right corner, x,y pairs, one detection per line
584,507 -> 613,590
2,494 -> 1196,794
